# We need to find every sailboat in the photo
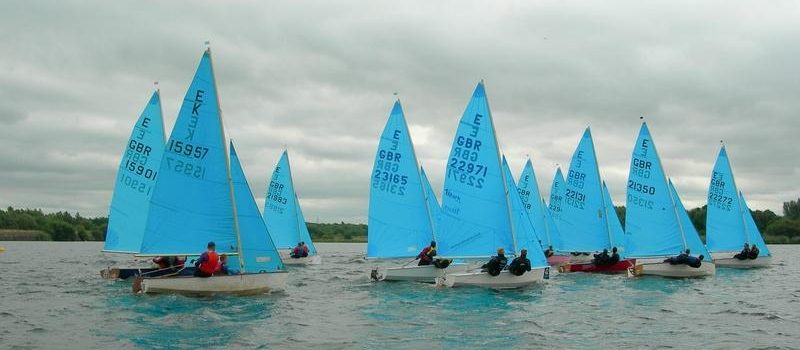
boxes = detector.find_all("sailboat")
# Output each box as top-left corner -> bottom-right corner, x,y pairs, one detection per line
545,167 -> 571,266
367,100 -> 469,282
433,83 -> 549,289
516,158 -> 563,255
100,89 -> 167,280
263,150 -> 321,265
705,146 -> 771,268
132,49 -> 287,294
624,123 -> 715,278
556,128 -> 634,273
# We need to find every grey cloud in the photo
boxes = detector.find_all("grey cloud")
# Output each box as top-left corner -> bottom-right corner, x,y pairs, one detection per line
1,1 -> 798,223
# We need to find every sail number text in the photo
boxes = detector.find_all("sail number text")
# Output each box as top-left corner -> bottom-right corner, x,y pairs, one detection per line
708,171 -> 732,211
372,130 -> 408,196
166,140 -> 209,159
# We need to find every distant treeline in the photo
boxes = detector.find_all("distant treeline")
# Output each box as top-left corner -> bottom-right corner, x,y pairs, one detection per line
1,199 -> 799,243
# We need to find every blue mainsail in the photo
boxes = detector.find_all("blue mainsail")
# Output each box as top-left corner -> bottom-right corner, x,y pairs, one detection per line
542,197 -> 563,251
230,143 -> 284,273
104,90 -> 166,253
601,181 -> 626,252
420,167 -> 441,226
668,180 -> 711,258
502,156 -> 548,267
623,123 -> 686,258
502,156 -> 542,252
548,167 -> 567,238
559,127 -> 611,252
516,158 -> 551,248
739,192 -> 770,256
139,50 -> 239,256
263,150 -> 317,256
706,146 -> 750,254
367,101 -> 434,258
438,82 -> 514,257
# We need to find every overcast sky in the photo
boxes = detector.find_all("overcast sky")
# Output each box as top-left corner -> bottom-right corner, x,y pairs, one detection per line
1,1 -> 798,222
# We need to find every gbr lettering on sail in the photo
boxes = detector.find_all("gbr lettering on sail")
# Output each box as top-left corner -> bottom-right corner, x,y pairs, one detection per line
447,113 -> 488,189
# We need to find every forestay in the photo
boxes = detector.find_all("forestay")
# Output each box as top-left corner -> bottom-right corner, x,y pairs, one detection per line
668,180 -> 711,258
229,143 -> 285,272
263,150 -> 317,256
623,123 -> 685,258
367,101 -> 434,258
502,157 -> 546,260
420,167 -> 441,226
739,192 -> 771,256
601,181 -> 626,252
104,90 -> 166,253
139,50 -> 238,256
438,82 -> 513,258
559,128 -> 611,252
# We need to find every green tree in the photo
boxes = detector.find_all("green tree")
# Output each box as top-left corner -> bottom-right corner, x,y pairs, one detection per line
48,221 -> 78,241
765,218 -> 800,239
784,198 -> 800,220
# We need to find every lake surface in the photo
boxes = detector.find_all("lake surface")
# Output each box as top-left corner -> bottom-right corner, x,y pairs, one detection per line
0,242 -> 798,349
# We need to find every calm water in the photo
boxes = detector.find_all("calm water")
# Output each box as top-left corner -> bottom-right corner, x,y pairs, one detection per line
0,242 -> 798,349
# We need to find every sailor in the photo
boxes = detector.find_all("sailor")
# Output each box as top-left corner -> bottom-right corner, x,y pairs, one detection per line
608,247 -> 620,264
593,249 -> 610,265
194,241 -> 219,278
291,242 -> 308,258
686,254 -> 704,268
482,247 -> 508,276
508,249 -> 532,276
416,241 -> 437,266
664,249 -> 690,265
214,254 -> 229,275
734,243 -> 750,260
544,246 -> 554,258
748,245 -> 760,259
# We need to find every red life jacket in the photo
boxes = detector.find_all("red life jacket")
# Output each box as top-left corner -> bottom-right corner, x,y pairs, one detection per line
199,251 -> 219,274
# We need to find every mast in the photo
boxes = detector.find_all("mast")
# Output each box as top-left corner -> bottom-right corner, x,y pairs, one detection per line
283,150 -> 306,248
722,143 -> 751,245
208,45 -> 246,272
483,80 -> 518,255
154,82 -> 166,144
400,98 -> 439,243
587,127 -> 615,250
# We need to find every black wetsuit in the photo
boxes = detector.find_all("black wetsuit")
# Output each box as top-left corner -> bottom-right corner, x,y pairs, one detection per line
508,256 -> 531,276
482,254 -> 508,276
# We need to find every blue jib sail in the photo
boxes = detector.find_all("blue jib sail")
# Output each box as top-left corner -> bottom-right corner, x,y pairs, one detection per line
263,150 -> 317,256
367,101 -> 434,258
668,180 -> 711,258
547,167 -> 567,248
516,158 -> 551,248
502,156 -> 548,267
420,167 -> 441,227
104,90 -> 165,253
139,49 -> 238,256
438,82 -> 514,258
559,127 -> 611,252
623,123 -> 685,258
230,143 -> 284,273
706,146 -> 749,254
602,181 -> 626,252
739,192 -> 771,256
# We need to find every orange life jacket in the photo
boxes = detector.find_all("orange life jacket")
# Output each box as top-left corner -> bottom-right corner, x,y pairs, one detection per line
199,251 -> 219,274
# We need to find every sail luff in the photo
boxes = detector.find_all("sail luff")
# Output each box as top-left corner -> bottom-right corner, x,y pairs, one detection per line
208,47 -> 245,272
724,147 -> 752,245
586,129 -> 614,249
400,100 -> 438,243
667,178 -> 689,250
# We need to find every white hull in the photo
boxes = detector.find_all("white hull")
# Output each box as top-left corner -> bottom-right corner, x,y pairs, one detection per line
135,272 -> 288,295
628,259 -> 715,278
278,250 -> 322,265
436,267 -> 548,289
370,263 -> 471,283
711,252 -> 772,268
